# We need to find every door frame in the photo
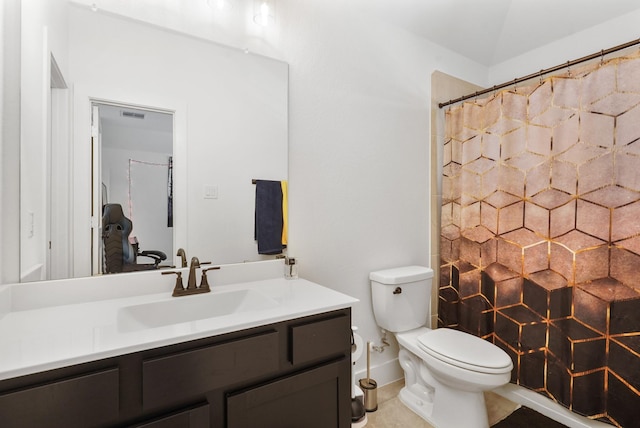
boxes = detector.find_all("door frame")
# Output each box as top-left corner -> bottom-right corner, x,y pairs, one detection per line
48,53 -> 71,280
71,85 -> 187,278
90,101 -> 176,275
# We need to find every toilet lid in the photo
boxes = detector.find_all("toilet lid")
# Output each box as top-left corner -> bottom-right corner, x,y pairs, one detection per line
417,328 -> 512,373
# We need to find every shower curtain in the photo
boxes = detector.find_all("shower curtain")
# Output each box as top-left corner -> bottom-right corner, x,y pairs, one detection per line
439,51 -> 640,428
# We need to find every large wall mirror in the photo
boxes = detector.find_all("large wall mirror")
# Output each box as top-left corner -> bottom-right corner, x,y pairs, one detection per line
11,0 -> 288,284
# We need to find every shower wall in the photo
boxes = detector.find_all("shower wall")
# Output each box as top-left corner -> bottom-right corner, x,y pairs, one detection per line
439,52 -> 640,427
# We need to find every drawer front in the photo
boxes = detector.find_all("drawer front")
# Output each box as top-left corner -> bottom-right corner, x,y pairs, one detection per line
290,313 -> 351,365
143,330 -> 279,409
0,367 -> 119,428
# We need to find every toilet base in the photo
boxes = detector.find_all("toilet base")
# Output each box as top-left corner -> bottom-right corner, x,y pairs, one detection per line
397,336 -> 504,428
398,382 -> 489,428
398,384 -> 434,423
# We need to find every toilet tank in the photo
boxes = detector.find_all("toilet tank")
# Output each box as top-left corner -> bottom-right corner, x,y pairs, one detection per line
370,266 -> 434,333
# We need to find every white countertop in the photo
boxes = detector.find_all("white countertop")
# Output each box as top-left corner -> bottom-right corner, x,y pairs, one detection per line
0,264 -> 357,381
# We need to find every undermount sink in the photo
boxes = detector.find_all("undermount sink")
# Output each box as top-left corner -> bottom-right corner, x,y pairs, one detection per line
117,288 -> 279,332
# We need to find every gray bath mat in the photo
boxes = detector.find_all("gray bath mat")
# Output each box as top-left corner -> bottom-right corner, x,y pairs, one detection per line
492,406 -> 568,427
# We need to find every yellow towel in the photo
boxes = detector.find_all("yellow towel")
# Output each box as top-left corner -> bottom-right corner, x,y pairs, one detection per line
281,180 -> 288,245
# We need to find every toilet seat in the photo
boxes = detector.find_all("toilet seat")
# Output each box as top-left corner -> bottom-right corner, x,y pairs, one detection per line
417,328 -> 512,374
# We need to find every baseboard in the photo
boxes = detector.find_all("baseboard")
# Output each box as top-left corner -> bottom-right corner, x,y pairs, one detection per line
354,357 -> 403,388
494,384 -> 610,428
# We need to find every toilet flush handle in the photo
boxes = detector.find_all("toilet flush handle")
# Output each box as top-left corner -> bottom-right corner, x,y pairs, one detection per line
393,287 -> 402,295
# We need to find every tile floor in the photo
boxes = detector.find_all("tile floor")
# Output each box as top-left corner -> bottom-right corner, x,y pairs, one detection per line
361,380 -> 519,428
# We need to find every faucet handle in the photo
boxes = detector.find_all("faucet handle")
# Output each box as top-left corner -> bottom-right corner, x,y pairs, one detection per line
200,266 -> 220,290
162,271 -> 184,296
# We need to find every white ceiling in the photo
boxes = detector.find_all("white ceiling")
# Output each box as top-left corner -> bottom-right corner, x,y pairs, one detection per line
98,104 -> 173,153
366,0 -> 640,66
75,0 -> 640,67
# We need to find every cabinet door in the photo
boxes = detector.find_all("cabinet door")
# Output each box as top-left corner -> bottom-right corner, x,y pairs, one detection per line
133,403 -> 209,428
0,367 -> 119,428
227,359 -> 350,428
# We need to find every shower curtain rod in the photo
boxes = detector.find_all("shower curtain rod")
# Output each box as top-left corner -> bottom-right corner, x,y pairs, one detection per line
438,37 -> 640,109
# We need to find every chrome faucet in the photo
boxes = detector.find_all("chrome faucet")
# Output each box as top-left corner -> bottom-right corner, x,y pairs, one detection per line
176,248 -> 187,268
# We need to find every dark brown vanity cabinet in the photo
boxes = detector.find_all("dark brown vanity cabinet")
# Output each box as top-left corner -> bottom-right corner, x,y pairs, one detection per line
0,308 -> 351,428
227,315 -> 354,428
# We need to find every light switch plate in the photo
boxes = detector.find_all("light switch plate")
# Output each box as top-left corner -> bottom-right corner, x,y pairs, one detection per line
204,185 -> 218,199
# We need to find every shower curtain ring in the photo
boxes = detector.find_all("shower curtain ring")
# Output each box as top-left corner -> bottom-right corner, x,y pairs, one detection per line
539,70 -> 544,85
513,78 -> 518,93
600,49 -> 605,65
566,61 -> 571,77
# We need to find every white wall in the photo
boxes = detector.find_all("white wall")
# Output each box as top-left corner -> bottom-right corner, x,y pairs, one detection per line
20,0 -> 69,281
277,1 -> 487,382
1,0 -> 21,284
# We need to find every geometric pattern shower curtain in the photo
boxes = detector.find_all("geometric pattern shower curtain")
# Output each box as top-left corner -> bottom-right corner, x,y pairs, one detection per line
439,51 -> 640,428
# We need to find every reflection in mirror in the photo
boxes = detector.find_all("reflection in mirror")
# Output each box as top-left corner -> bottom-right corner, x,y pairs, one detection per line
97,104 -> 174,275
15,2 -> 289,284
1,0 -> 21,284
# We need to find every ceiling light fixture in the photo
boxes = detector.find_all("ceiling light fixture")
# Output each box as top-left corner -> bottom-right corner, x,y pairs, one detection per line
253,0 -> 275,27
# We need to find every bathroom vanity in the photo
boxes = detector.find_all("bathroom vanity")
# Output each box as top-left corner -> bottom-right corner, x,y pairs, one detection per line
0,261 -> 357,427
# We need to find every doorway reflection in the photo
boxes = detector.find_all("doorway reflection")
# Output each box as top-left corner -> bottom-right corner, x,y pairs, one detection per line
95,103 -> 174,275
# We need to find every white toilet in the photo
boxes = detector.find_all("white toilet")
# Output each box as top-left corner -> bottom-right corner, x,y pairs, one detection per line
370,266 -> 513,428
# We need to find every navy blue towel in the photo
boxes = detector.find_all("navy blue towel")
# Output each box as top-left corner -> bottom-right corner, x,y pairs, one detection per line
254,180 -> 284,255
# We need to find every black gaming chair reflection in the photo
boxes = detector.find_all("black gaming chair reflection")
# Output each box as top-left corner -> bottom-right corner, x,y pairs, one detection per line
102,203 -> 167,273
